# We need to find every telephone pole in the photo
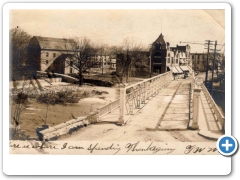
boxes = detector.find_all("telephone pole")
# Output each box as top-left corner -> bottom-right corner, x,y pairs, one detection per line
211,41 -> 217,96
204,40 -> 214,88
211,41 -> 220,96
149,44 -> 152,78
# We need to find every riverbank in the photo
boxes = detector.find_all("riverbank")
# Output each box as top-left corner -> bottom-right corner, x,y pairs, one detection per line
10,83 -> 120,139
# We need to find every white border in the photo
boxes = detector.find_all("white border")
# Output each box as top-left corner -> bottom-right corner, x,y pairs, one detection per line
2,3 -> 231,175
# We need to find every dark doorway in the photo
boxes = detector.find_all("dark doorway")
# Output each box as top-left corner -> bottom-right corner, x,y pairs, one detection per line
153,66 -> 161,74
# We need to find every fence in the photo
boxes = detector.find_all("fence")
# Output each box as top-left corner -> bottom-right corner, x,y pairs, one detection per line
98,99 -> 120,120
119,72 -> 172,124
201,84 -> 225,133
97,72 -> 172,123
189,70 -> 225,132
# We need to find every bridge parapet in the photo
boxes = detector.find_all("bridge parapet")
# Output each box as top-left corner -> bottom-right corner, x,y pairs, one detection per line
189,71 -> 225,133
189,70 -> 199,129
118,72 -> 173,124
201,84 -> 225,133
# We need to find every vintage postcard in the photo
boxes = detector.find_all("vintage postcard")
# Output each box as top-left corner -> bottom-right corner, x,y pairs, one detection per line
3,2 -> 232,175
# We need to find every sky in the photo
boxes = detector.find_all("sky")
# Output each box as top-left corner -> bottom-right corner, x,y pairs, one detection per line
10,9 -> 225,53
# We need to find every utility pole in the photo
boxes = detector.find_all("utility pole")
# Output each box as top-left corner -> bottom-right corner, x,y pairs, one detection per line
101,55 -> 103,75
204,40 -> 213,88
204,40 -> 210,86
149,44 -> 152,78
211,40 -> 217,96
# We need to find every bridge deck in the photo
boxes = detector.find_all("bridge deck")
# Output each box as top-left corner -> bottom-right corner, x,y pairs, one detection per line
59,78 -> 223,141
100,80 -> 191,129
98,78 -> 223,139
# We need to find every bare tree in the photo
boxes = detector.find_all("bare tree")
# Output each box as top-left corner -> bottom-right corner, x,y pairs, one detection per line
65,37 -> 99,86
112,37 -> 143,82
11,80 -> 29,128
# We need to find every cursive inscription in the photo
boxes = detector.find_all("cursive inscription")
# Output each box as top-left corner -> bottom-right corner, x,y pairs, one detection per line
9,142 -> 58,149
184,145 -> 219,154
9,141 -> 219,155
88,143 -> 121,155
61,143 -> 84,150
125,141 -> 175,154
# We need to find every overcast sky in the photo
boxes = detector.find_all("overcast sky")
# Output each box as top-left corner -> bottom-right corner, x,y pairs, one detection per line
10,9 -> 225,53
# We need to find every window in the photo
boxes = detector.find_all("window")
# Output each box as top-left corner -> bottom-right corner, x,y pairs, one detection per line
70,61 -> 73,67
198,55 -> 200,59
168,58 -> 170,64
46,60 -> 48,64
197,67 -> 199,70
153,52 -> 162,63
70,68 -> 73,74
192,55 -> 194,59
176,58 -> 178,64
197,60 -> 199,64
156,42 -> 162,50
53,53 -> 56,57
172,58 -> 174,64
104,62 -> 106,65
46,52 -> 49,57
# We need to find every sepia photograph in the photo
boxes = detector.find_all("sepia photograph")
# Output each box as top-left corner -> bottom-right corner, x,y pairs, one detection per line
6,4 -> 227,157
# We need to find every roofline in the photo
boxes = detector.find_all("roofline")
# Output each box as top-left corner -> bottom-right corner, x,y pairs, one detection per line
33,36 -> 73,41
41,48 -> 78,52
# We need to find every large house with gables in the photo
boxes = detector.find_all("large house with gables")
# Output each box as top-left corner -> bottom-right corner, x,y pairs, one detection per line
27,36 -> 116,76
116,33 -> 192,78
150,33 -> 192,75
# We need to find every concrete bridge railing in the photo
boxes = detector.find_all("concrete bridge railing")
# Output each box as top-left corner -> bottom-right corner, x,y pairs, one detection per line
190,70 -> 225,133
201,84 -> 225,133
98,99 -> 120,120
37,112 -> 98,141
118,72 -> 173,124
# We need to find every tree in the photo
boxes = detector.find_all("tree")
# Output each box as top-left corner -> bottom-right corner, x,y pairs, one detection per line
10,27 -> 31,80
112,37 -> 143,82
11,80 -> 29,128
65,37 -> 99,86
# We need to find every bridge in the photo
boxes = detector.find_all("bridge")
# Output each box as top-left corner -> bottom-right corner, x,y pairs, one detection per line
37,71 -> 224,141
94,71 -> 225,140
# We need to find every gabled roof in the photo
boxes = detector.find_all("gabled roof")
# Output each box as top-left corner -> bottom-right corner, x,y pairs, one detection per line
31,36 -> 76,51
153,33 -> 166,45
